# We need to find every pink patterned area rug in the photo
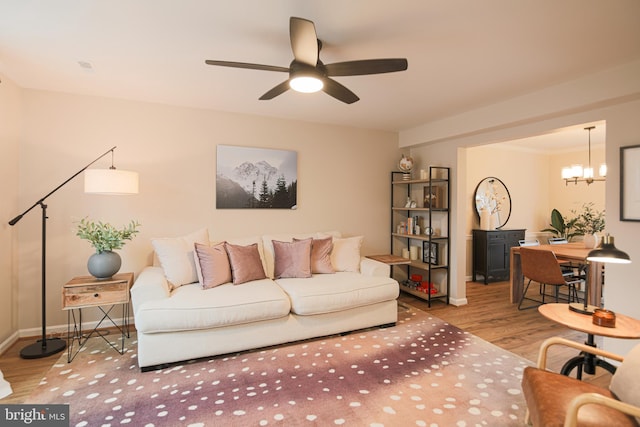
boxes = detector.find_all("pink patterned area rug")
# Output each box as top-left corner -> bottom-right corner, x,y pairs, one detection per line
28,306 -> 531,426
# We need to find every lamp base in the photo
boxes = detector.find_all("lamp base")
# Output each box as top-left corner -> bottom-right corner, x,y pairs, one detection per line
20,337 -> 66,359
568,302 -> 599,315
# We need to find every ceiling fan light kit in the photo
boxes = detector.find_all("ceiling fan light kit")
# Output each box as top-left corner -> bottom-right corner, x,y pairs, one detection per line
206,17 -> 408,104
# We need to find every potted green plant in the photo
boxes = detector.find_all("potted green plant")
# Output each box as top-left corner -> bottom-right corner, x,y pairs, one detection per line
76,218 -> 140,279
541,208 -> 580,242
572,202 -> 605,248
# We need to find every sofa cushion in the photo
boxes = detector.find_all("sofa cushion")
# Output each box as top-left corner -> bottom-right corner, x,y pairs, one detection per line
225,242 -> 267,284
134,278 -> 291,333
330,236 -> 363,272
151,228 -> 210,288
275,272 -> 399,316
194,242 -> 232,289
273,238 -> 312,279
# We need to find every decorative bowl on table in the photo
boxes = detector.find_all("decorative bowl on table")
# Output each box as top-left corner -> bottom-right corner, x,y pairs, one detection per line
592,309 -> 616,328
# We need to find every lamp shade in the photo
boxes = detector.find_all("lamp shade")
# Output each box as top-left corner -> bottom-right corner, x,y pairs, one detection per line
586,235 -> 631,264
84,169 -> 139,194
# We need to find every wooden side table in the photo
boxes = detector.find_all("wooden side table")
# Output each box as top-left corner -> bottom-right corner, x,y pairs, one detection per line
539,303 -> 640,379
62,272 -> 134,362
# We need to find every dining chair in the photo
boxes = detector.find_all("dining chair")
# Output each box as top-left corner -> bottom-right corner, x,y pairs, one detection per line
518,239 -> 540,247
548,237 -> 588,280
518,247 -> 583,310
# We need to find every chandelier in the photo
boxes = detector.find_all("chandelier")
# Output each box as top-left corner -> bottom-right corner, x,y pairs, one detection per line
561,126 -> 606,185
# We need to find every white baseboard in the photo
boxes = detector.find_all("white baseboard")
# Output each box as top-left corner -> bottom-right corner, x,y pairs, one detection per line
0,331 -> 20,356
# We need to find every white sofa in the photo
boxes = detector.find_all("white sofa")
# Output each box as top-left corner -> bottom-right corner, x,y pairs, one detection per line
130,231 -> 400,370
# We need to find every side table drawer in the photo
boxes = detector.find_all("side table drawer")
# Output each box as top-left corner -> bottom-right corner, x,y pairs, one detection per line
63,280 -> 129,309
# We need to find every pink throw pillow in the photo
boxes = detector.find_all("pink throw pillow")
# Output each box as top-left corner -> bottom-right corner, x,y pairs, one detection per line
194,242 -> 232,289
295,237 -> 335,274
225,242 -> 267,285
273,238 -> 312,279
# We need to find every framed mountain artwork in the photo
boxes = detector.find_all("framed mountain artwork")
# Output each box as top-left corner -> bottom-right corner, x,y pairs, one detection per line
216,145 -> 298,209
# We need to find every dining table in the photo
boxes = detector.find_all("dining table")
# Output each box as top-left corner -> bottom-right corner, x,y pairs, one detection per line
509,242 -> 604,306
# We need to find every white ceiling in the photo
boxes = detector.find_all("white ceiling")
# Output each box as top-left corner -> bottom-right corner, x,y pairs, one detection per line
1,1 -> 639,138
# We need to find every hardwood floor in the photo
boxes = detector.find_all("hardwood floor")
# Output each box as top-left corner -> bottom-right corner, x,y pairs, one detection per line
0,280 -> 610,404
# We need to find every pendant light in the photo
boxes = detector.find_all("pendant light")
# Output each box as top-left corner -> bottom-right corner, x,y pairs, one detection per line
561,126 -> 606,185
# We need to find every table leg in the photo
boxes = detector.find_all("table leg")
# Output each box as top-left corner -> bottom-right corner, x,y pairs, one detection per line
560,333 -> 617,379
510,249 -> 523,304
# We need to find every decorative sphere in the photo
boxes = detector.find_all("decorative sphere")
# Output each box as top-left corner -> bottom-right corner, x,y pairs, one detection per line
398,155 -> 414,172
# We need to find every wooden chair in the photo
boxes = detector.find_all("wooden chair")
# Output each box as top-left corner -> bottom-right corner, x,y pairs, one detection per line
522,337 -> 640,426
518,247 -> 582,310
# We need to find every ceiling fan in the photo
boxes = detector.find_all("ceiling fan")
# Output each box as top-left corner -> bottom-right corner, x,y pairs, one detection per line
205,17 -> 408,104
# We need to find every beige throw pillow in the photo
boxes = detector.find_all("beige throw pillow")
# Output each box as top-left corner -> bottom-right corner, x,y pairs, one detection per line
330,236 -> 363,272
151,228 -> 209,288
609,342 -> 640,422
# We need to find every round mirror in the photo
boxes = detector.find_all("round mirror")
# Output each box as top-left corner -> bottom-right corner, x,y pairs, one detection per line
474,177 -> 512,229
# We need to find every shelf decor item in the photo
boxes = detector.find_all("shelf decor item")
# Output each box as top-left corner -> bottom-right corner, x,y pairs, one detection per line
398,154 -> 414,180
423,241 -> 439,265
76,218 -> 140,279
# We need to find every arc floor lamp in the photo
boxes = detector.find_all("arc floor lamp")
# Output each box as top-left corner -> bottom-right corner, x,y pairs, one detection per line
8,146 -> 138,359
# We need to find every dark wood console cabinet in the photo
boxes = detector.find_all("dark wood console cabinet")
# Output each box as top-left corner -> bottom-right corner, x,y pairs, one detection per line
472,229 -> 525,284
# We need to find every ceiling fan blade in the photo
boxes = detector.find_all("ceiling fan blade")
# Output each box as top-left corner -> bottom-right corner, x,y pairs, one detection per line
290,17 -> 318,66
205,60 -> 289,73
325,58 -> 408,76
259,80 -> 291,100
322,77 -> 359,104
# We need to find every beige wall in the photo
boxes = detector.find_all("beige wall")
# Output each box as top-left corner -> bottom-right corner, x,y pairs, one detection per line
13,90 -> 400,333
0,76 -> 21,347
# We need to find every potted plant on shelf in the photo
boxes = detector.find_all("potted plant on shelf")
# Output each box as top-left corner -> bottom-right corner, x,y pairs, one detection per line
572,202 -> 605,248
76,217 -> 140,279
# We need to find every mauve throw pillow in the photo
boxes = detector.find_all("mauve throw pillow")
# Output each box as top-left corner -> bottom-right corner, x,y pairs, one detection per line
295,237 -> 334,274
194,242 -> 232,289
225,242 -> 267,285
273,238 -> 312,279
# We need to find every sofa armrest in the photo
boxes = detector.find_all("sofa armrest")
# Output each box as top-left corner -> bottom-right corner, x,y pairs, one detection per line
130,266 -> 171,315
359,257 -> 390,277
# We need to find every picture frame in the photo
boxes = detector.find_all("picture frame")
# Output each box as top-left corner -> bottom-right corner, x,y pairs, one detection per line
423,186 -> 438,208
620,144 -> 640,221
422,241 -> 439,265
216,145 -> 297,209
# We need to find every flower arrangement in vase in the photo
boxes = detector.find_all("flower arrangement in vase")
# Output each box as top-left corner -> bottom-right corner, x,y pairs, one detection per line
475,187 -> 506,229
76,217 -> 140,279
